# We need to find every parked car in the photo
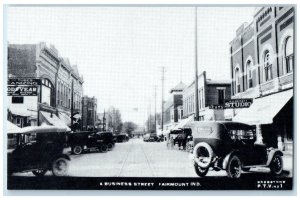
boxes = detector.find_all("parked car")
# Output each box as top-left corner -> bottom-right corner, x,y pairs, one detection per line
115,134 -> 129,143
143,133 -> 159,142
68,131 -> 115,155
185,121 -> 283,178
7,125 -> 71,177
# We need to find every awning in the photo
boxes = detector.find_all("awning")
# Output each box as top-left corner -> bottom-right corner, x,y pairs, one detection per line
40,111 -> 70,130
8,106 -> 36,118
233,89 -> 293,125
7,120 -> 22,134
58,112 -> 71,126
173,115 -> 194,130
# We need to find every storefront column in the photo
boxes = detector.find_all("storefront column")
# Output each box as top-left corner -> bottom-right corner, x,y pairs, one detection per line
255,124 -> 263,144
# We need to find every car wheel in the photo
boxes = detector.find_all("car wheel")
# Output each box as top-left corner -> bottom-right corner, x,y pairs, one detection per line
72,145 -> 83,155
270,154 -> 283,175
193,142 -> 214,168
100,145 -> 108,153
107,143 -> 114,150
32,169 -> 48,177
194,162 -> 209,177
226,155 -> 242,178
52,158 -> 69,176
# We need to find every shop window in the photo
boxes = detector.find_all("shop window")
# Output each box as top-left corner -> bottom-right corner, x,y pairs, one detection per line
263,50 -> 272,81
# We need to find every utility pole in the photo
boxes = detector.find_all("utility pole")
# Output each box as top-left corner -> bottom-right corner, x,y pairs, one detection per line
154,85 -> 157,134
71,79 -> 74,129
194,7 -> 200,121
160,66 -> 166,131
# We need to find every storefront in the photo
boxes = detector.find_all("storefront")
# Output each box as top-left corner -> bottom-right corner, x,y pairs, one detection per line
233,89 -> 293,152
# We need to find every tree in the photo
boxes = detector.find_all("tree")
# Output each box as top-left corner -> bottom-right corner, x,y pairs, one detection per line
122,121 -> 138,137
106,106 -> 123,133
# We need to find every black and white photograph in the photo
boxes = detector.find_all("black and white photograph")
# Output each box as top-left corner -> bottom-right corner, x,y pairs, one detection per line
3,2 -> 296,192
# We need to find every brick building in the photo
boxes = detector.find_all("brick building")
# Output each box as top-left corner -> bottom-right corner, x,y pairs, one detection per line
229,7 -> 294,152
183,71 -> 231,121
81,96 -> 98,131
7,42 -> 84,128
163,82 -> 186,131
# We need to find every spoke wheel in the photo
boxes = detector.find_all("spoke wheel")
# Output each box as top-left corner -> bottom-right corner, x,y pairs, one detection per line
72,146 -> 83,155
270,154 -> 283,175
226,155 -> 242,179
32,169 -> 48,177
100,145 -> 108,153
107,143 -> 114,150
52,158 -> 69,176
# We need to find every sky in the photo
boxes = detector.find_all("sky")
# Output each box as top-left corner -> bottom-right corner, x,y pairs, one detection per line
7,6 -> 254,126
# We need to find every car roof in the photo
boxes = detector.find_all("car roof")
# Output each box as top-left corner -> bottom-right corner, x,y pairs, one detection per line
185,121 -> 254,129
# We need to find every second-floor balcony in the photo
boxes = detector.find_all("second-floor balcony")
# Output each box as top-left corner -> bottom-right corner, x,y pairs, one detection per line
279,72 -> 293,89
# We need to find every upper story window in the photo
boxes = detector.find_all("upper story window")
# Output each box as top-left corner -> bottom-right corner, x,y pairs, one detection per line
263,50 -> 272,81
285,36 -> 293,73
234,67 -> 240,93
218,89 -> 225,105
41,78 -> 54,107
246,60 -> 253,89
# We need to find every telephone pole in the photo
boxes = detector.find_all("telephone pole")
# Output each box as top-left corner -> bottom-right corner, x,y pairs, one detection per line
71,79 -> 74,129
160,66 -> 166,131
194,7 -> 200,121
154,85 -> 157,134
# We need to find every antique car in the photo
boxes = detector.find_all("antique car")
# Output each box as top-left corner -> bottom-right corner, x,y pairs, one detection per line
7,125 -> 71,177
115,133 -> 130,143
185,121 -> 283,178
68,131 -> 115,155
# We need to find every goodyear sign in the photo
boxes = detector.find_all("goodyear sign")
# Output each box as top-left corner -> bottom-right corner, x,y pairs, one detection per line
7,78 -> 41,96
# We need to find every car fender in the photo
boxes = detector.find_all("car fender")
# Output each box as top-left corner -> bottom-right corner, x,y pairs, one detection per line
54,154 -> 71,161
222,150 -> 240,170
266,149 -> 283,166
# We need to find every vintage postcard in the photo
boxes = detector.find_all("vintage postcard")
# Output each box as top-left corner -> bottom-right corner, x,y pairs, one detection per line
4,4 -> 295,191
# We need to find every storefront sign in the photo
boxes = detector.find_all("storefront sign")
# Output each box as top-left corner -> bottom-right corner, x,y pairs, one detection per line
7,78 -> 41,96
224,98 -> 253,109
208,105 -> 224,109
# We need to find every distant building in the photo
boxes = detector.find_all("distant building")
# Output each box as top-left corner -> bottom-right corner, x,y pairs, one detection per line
96,112 -> 106,131
229,7 -> 294,152
183,71 -> 231,121
7,42 -> 84,128
81,96 -> 97,131
163,82 -> 186,131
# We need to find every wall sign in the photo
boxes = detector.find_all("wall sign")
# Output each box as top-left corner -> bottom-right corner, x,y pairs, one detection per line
224,98 -> 253,109
7,78 -> 41,96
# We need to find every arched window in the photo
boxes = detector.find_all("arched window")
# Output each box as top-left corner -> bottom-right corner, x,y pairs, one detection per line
285,37 -> 293,73
235,67 -> 240,93
263,50 -> 272,81
246,60 -> 253,89
41,78 -> 54,107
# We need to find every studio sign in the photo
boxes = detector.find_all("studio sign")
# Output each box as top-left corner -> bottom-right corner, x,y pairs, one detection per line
224,99 -> 253,109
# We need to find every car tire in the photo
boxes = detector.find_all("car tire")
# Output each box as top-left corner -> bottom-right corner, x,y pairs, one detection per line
32,169 -> 48,177
52,158 -> 69,176
194,162 -> 209,177
100,145 -> 108,153
107,143 -> 114,150
72,145 -> 83,155
226,155 -> 242,179
193,142 -> 214,168
270,154 -> 283,175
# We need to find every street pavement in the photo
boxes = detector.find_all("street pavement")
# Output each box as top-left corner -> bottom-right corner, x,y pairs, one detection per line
12,138 -> 293,177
